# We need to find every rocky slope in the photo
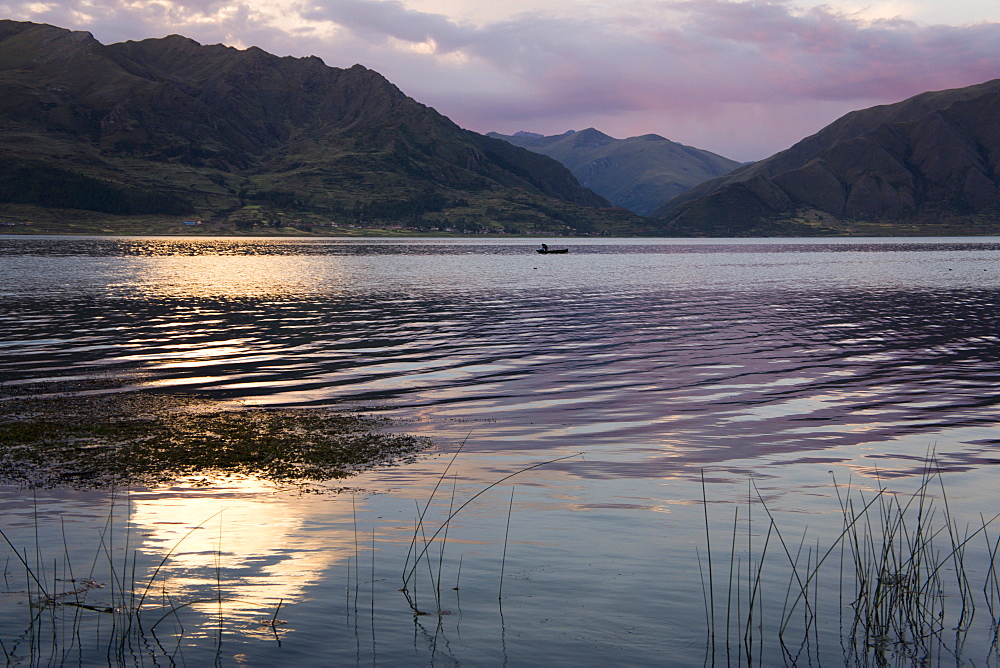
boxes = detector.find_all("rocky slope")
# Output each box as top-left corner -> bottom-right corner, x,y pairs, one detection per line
652,79 -> 1000,236
0,21 -> 645,235
489,129 -> 741,216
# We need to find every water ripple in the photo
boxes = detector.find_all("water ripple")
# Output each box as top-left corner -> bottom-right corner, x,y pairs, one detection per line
4,238 -> 1000,479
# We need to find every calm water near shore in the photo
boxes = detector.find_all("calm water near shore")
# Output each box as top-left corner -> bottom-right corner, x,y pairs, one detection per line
3,235 -> 1000,665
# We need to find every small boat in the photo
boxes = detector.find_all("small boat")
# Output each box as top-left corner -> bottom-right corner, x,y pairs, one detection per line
536,244 -> 568,254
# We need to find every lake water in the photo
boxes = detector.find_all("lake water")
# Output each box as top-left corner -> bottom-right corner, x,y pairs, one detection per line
3,235 -> 1000,665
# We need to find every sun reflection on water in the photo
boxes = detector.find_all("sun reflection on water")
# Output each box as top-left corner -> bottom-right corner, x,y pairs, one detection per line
127,476 -> 362,636
116,256 -> 347,298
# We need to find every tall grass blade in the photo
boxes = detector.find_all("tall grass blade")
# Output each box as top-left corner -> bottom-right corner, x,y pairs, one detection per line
403,453 -> 580,588
700,469 -> 715,657
401,434 -> 470,585
499,486 -> 514,602
135,509 -> 226,612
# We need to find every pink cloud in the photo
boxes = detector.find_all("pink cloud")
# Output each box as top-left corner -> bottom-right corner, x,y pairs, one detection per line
3,0 -> 998,160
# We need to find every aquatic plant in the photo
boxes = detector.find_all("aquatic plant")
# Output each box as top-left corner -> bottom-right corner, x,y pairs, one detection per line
0,438 -> 582,664
0,492 -> 231,665
0,383 -> 439,661
398,445 -> 580,615
700,456 -> 1000,665
0,389 -> 432,488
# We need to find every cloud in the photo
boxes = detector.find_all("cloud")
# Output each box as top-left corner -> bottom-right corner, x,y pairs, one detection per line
2,0 -> 998,160
301,0 -> 475,50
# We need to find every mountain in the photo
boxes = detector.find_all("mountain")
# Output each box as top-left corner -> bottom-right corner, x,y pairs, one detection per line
0,21 -> 647,235
487,128 -> 741,216
653,79 -> 1000,236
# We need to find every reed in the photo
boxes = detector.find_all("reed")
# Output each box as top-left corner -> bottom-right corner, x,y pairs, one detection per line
401,451 -> 580,595
0,418 -> 586,665
499,486 -> 515,601
0,495 -> 232,665
700,457 -> 1000,664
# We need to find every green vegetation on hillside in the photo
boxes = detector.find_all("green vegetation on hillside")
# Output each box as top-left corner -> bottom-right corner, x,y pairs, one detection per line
655,79 -> 1000,235
0,20 -> 652,236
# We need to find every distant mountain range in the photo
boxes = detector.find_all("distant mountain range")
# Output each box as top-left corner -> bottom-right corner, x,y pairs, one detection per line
487,129 -> 741,216
654,79 -> 1000,236
3,20 -> 998,237
0,20 -> 647,235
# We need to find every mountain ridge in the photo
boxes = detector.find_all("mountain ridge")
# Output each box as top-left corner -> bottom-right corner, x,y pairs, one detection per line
653,79 -> 1000,235
488,128 -> 742,216
0,20 -> 647,235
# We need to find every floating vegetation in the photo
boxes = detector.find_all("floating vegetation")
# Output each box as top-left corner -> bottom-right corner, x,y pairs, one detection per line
0,387 -> 432,488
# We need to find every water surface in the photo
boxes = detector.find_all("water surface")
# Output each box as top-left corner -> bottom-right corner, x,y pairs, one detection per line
3,236 -> 1000,665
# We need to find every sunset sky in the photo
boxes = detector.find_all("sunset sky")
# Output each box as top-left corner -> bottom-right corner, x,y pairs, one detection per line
3,0 -> 998,161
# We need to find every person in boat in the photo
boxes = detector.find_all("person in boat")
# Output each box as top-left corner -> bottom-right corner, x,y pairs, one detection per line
539,243 -> 549,252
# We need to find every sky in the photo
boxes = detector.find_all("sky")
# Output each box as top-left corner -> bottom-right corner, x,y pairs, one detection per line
2,0 -> 998,162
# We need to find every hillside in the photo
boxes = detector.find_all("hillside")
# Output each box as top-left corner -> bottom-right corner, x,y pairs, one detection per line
488,129 -> 741,216
0,21 -> 646,235
652,79 -> 1000,236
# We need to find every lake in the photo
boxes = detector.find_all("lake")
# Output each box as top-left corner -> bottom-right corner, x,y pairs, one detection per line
3,235 -> 1000,666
